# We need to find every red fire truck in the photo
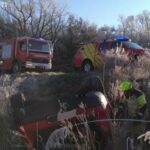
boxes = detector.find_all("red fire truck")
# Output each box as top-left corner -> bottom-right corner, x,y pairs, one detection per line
0,37 -> 53,73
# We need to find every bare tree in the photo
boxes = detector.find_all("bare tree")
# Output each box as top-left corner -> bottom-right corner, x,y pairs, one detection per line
99,25 -> 116,40
118,15 -> 127,37
125,16 -> 136,40
29,0 -> 67,43
0,0 -> 67,43
136,10 -> 150,46
0,0 -> 34,35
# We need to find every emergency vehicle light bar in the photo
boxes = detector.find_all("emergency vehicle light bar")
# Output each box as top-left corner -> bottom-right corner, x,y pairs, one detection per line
114,36 -> 128,41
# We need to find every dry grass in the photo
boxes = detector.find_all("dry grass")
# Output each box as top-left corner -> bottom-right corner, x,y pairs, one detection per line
0,51 -> 150,149
101,52 -> 150,150
0,75 -> 27,150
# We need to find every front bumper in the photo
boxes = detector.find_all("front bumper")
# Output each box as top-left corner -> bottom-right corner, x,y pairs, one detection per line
25,61 -> 52,70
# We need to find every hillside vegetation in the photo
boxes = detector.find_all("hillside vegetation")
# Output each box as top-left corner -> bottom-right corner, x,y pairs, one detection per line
0,54 -> 150,149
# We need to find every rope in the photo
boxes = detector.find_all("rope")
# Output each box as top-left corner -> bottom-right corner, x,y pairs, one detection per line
75,118 -> 150,126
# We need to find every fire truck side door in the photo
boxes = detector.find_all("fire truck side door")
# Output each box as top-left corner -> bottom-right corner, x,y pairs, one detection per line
17,40 -> 28,63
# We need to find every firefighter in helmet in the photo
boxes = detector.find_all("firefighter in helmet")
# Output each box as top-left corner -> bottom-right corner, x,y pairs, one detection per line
119,80 -> 147,119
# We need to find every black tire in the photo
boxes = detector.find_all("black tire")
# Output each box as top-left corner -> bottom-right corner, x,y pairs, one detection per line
82,60 -> 93,72
12,61 -> 21,73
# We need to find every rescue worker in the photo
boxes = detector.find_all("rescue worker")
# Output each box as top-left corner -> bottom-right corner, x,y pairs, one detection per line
119,80 -> 147,119
136,79 -> 150,149
119,81 -> 147,149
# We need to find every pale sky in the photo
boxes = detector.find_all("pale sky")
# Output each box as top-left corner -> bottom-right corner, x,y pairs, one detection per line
0,0 -> 150,27
58,0 -> 150,27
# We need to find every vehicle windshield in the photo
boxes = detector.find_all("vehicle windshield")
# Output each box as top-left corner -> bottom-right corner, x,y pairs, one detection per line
28,41 -> 50,53
123,42 -> 143,49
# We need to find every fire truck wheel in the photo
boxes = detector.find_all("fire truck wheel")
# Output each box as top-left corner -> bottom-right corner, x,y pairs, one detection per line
82,60 -> 93,72
12,61 -> 21,73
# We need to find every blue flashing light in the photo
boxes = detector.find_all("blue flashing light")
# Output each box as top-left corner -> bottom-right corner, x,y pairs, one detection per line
114,36 -> 128,41
39,37 -> 45,40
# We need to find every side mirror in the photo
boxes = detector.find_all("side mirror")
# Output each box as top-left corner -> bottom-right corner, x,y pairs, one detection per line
20,42 -> 27,51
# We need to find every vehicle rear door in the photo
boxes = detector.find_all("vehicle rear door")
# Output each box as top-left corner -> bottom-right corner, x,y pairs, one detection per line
96,42 -> 110,66
87,43 -> 103,68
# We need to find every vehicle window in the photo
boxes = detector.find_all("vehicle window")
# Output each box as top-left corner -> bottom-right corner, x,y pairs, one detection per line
20,42 -> 27,51
111,42 -> 117,49
99,42 -> 109,51
2,44 -> 12,59
28,41 -> 49,53
123,42 -> 143,49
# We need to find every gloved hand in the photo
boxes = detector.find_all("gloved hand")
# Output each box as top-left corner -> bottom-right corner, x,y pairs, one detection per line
137,131 -> 150,144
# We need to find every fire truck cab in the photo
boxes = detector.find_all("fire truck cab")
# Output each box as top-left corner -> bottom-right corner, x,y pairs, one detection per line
0,37 -> 53,73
